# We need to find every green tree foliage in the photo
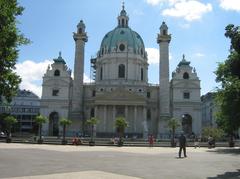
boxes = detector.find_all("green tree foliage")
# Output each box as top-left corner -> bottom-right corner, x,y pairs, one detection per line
86,117 -> 99,142
34,115 -> 48,142
215,24 -> 240,135
167,117 -> 180,147
0,0 -> 30,102
4,115 -> 17,137
202,127 -> 224,141
115,117 -> 128,137
59,118 -> 72,144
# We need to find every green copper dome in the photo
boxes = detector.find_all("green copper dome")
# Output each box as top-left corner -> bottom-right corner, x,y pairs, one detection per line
99,5 -> 146,56
100,27 -> 145,54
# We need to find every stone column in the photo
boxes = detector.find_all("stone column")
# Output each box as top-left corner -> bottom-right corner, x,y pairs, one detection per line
94,105 -> 98,137
157,22 -> 171,118
112,105 -> 116,132
72,20 -> 88,122
125,105 -> 128,133
125,105 -> 128,120
103,105 -> 107,131
143,106 -> 148,139
134,106 -> 137,132
157,22 -> 171,137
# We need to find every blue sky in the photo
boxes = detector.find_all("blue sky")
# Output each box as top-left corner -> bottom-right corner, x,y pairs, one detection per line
16,0 -> 240,97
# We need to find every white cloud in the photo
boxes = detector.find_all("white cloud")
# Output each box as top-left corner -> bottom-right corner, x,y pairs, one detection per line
145,0 -> 165,6
162,1 -> 212,21
219,0 -> 240,11
146,48 -> 159,64
16,60 -> 52,97
145,0 -> 212,21
84,74 -> 91,83
195,53 -> 205,57
146,47 -> 172,64
145,0 -> 182,6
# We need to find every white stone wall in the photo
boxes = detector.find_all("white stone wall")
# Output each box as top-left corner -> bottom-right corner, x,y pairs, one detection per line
41,61 -> 72,135
95,53 -> 148,84
171,60 -> 202,136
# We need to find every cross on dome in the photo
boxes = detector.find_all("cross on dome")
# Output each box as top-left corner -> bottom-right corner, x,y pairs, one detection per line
122,1 -> 125,10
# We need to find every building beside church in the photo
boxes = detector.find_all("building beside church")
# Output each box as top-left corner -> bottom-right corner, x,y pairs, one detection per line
201,92 -> 218,128
40,5 -> 201,138
0,90 -> 40,133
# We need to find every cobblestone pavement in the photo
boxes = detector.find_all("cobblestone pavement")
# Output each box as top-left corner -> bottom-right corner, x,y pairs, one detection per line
0,143 -> 239,179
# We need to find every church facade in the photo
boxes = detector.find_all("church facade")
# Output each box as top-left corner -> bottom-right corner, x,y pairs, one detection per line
40,5 -> 201,138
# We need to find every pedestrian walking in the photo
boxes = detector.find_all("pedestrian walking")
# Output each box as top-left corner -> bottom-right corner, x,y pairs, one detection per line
178,132 -> 187,158
148,134 -> 154,147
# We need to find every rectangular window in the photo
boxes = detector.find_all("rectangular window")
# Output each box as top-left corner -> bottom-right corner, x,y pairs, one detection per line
183,92 -> 190,99
147,109 -> 151,120
90,108 -> 95,117
92,90 -> 96,97
147,92 -> 151,98
52,90 -> 59,96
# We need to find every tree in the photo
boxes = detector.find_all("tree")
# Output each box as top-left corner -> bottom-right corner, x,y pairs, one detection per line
0,0 -> 30,102
59,118 -> 72,145
34,115 -> 48,144
202,127 -> 224,141
115,117 -> 128,146
4,115 -> 17,142
167,118 -> 180,147
215,24 -> 240,144
86,117 -> 99,145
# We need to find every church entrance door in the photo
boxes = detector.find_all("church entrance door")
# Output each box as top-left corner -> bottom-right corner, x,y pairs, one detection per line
182,114 -> 192,136
49,112 -> 59,136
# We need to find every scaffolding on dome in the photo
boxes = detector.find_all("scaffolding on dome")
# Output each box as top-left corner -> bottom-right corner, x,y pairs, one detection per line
90,57 -> 96,82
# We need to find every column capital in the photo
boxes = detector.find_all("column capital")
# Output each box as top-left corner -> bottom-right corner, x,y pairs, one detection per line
73,32 -> 88,42
157,34 -> 171,44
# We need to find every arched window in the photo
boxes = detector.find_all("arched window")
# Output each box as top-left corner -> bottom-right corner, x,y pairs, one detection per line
100,67 -> 103,80
122,19 -> 124,26
163,29 -> 167,35
141,68 -> 144,81
183,72 -> 189,79
78,28 -> 82,34
54,70 -> 60,76
118,64 -> 125,78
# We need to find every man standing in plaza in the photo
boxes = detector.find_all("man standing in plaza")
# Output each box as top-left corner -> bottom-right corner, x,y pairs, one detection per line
178,132 -> 187,158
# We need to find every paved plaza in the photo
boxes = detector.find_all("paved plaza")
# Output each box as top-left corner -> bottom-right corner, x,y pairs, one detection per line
0,143 -> 239,179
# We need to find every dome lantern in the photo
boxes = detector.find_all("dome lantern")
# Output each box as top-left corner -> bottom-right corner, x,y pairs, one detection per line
117,2 -> 129,28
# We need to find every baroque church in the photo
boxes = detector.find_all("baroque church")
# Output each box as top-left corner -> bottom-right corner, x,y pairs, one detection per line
40,5 -> 201,138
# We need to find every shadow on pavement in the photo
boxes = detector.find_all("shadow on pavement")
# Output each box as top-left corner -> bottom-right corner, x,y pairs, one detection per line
207,169 -> 240,179
206,148 -> 240,155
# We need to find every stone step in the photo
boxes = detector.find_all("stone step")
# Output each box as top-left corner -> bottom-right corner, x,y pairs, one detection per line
1,137 -> 239,147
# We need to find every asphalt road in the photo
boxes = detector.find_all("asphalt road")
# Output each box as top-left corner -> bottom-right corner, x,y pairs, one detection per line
0,143 -> 239,179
